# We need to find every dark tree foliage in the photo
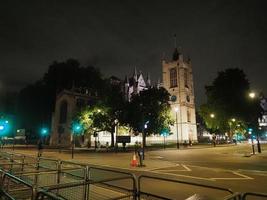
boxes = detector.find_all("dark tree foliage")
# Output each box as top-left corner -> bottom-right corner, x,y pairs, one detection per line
125,87 -> 173,146
199,68 -> 260,137
102,77 -> 126,147
17,59 -> 105,139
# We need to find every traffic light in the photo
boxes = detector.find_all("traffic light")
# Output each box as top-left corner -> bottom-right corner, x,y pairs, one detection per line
248,128 -> 253,134
0,119 -> 11,136
160,128 -> 169,137
40,128 -> 49,136
72,122 -> 83,135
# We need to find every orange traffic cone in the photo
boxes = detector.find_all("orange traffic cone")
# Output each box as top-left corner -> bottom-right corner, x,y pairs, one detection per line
131,153 -> 138,167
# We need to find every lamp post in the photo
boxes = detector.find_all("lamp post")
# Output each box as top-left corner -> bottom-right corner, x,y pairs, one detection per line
249,92 -> 261,153
142,121 -> 149,160
209,113 -> 217,147
248,128 -> 255,155
71,123 -> 82,159
175,107 -> 179,149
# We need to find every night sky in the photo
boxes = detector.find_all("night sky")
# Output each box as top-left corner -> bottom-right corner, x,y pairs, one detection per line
0,0 -> 266,105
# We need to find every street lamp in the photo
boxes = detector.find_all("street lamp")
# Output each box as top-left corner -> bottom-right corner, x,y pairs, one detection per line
248,128 -> 255,155
142,120 -> 149,160
71,123 -> 82,159
210,113 -> 215,118
249,92 -> 256,99
248,92 -> 261,153
175,107 -> 179,149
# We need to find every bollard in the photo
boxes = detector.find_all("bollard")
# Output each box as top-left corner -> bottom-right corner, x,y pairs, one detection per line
137,150 -> 145,167
84,166 -> 90,200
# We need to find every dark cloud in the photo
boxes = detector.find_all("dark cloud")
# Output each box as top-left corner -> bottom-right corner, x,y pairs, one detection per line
0,0 -> 266,105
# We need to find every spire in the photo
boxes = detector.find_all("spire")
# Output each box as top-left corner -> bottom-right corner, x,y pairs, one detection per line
187,55 -> 191,64
174,34 -> 177,48
124,75 -> 129,84
172,34 -> 179,61
147,73 -> 151,87
133,66 -> 138,81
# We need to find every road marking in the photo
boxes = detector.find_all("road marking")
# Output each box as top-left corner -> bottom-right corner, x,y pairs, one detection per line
232,172 -> 254,179
153,164 -> 191,172
147,170 -> 214,181
181,164 -> 192,172
237,169 -> 267,176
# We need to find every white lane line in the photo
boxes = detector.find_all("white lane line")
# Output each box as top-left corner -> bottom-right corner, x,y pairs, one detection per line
148,166 -> 177,171
149,171 -> 214,181
232,172 -> 254,179
155,169 -> 189,172
210,172 -> 253,180
150,164 -> 191,172
238,169 -> 267,175
181,164 -> 192,172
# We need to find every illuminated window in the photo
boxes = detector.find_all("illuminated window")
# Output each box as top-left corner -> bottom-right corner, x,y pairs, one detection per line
170,68 -> 177,88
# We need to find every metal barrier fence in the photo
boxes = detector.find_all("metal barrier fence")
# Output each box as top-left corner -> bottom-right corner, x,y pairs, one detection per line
0,151 -> 137,200
1,151 -> 267,200
242,192 -> 267,200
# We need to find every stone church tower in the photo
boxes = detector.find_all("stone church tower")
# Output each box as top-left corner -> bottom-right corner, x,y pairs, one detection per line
162,43 -> 197,142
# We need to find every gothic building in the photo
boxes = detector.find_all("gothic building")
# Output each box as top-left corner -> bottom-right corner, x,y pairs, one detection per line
124,68 -> 151,101
162,46 -> 198,142
50,89 -> 97,147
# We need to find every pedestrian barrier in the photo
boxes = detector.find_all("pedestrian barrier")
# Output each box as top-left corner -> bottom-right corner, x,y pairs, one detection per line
242,192 -> 267,199
1,151 -> 267,200
0,169 -> 36,200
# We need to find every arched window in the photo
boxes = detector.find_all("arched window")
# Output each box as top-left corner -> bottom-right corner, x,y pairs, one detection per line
170,68 -> 177,88
59,101 -> 68,123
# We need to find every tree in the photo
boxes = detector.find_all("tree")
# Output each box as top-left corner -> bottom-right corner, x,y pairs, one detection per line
199,68 -> 259,139
78,102 -> 111,135
75,77 -> 127,148
126,87 -> 174,147
17,59 -> 105,140
102,77 -> 126,147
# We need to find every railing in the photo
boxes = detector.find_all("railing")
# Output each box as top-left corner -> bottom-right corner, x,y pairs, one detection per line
242,192 -> 267,199
35,190 -> 66,200
0,169 -> 36,200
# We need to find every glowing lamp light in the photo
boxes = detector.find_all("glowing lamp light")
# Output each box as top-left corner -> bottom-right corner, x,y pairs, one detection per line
174,107 -> 179,112
0,125 -> 4,130
72,122 -> 83,135
41,128 -> 48,136
210,113 -> 215,118
249,92 -> 256,99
